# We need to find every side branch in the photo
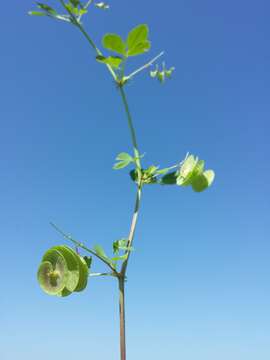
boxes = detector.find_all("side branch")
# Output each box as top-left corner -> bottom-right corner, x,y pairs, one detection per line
126,51 -> 164,80
50,222 -> 117,273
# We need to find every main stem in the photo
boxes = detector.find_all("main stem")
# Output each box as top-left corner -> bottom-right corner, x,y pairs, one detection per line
61,16 -> 143,359
118,277 -> 126,360
118,86 -> 143,360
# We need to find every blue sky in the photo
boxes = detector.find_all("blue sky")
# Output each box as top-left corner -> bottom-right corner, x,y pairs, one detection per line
1,1 -> 269,359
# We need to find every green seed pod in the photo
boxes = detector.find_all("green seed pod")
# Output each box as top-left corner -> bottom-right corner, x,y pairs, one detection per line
75,256 -> 89,292
37,245 -> 90,297
191,170 -> 215,192
177,155 -> 198,186
37,249 -> 68,296
51,245 -> 80,293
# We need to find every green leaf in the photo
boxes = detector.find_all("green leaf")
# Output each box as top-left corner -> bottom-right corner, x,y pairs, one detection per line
78,8 -> 88,15
113,152 -> 134,170
65,3 -> 86,16
36,2 -> 57,15
28,11 -> 47,16
161,171 -> 177,185
113,160 -> 131,170
113,238 -> 129,254
127,24 -> 150,56
93,245 -> 113,266
102,33 -> 126,56
96,55 -> 123,69
116,152 -> 133,162
128,40 -> 151,57
191,170 -> 215,192
145,165 -> 158,175
111,254 -> 128,262
94,244 -> 107,258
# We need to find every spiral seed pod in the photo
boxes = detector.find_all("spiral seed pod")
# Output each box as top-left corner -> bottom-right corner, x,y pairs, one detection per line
37,249 -> 68,295
37,245 -> 90,297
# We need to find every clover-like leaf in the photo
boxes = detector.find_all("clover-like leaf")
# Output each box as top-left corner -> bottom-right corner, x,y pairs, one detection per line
127,24 -> 150,57
102,34 -> 126,56
96,55 -> 123,69
113,152 -> 134,170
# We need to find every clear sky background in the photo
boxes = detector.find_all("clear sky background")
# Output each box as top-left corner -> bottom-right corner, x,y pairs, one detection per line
1,1 -> 269,359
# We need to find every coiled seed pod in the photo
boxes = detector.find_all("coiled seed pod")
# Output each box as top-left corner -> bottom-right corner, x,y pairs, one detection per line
37,245 -> 89,297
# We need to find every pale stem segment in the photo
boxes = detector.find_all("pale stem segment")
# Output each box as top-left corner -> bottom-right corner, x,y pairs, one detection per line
118,87 -> 143,360
119,277 -> 126,360
126,51 -> 164,80
121,185 -> 142,277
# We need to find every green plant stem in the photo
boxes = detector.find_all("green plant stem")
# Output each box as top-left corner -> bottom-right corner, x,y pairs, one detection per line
119,86 -> 142,173
118,277 -> 126,360
121,185 -> 142,276
126,51 -> 164,80
90,272 -> 115,277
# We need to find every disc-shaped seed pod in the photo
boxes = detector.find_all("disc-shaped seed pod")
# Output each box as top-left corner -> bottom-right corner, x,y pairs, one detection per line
38,245 -> 90,297
177,155 -> 198,186
191,170 -> 215,192
37,249 -> 68,295
58,245 -> 89,292
51,245 -> 80,293
75,255 -> 89,292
